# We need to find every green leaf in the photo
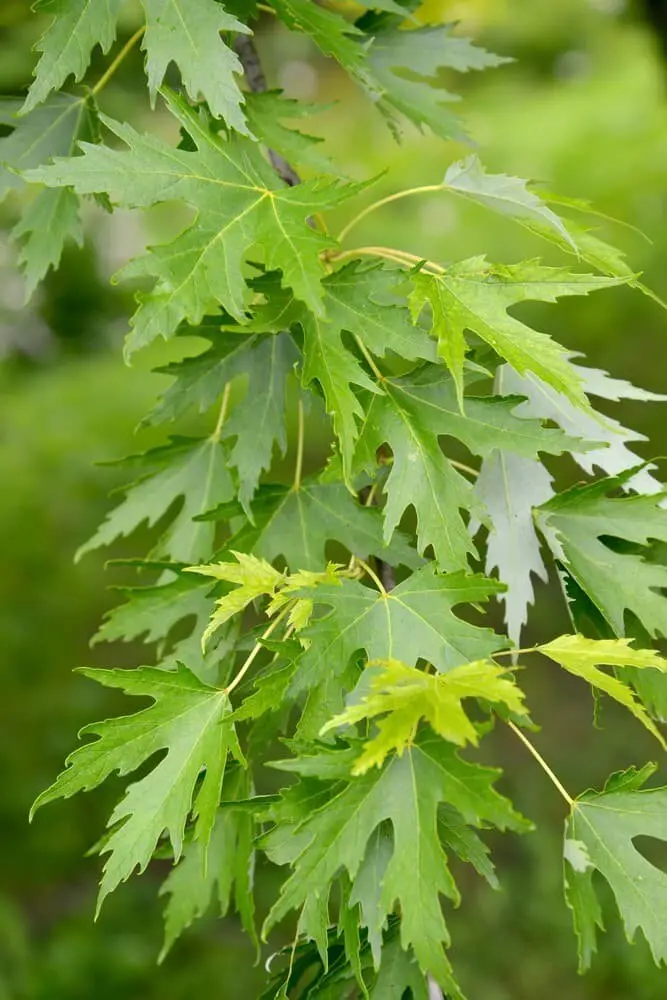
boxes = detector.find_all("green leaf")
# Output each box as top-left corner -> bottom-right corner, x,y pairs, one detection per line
271,0 -> 374,91
536,476 -> 667,638
150,329 -> 299,513
77,437 -> 234,563
28,91 -> 361,354
370,933 -> 428,999
207,479 -> 420,572
140,0 -> 250,133
159,767 -> 256,959
264,735 -> 525,991
367,26 -> 510,141
565,765 -> 667,970
300,262 -> 435,471
354,365 -> 577,572
22,0 -> 122,114
539,634 -> 667,747
92,571 -> 212,648
442,156 -> 575,247
411,259 -> 624,411
0,93 -> 102,295
291,566 -> 507,697
244,90 -> 337,175
32,664 -> 243,908
322,657 -> 527,772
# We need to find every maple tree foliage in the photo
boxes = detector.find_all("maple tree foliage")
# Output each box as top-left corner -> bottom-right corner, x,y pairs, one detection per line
6,0 -> 667,996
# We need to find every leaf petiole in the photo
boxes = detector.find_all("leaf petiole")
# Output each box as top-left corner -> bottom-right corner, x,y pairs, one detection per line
507,720 -> 574,806
91,25 -> 146,97
225,604 -> 293,696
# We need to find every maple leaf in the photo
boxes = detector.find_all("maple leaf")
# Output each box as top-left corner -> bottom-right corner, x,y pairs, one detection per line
367,26 -> 510,141
22,0 -> 122,114
263,734 -> 526,993
298,262 -> 435,471
187,551 -> 285,646
290,566 -> 507,698
203,479 -> 420,572
147,329 -> 299,513
536,475 -> 667,638
159,767 -> 256,960
353,365 -> 581,572
92,570 -> 212,648
410,259 -> 624,410
77,436 -> 233,563
322,657 -> 527,772
28,91 -> 362,354
565,763 -> 667,970
24,0 -> 251,132
271,0 -> 375,92
442,156 -> 574,246
140,0 -> 251,132
244,90 -> 337,175
32,664 -> 243,907
0,93 -> 103,296
538,634 -> 667,746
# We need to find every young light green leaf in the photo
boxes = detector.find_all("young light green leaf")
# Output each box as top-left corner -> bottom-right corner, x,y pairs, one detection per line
322,657 -> 527,773
187,551 -> 284,645
32,664 -> 243,908
539,634 -> 667,747
565,765 -> 667,969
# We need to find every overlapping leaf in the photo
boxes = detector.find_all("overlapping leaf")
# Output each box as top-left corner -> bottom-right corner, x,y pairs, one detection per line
159,767 -> 256,959
289,566 -> 507,698
323,657 -> 527,772
539,634 -> 667,746
536,475 -> 667,638
263,734 -> 526,994
77,436 -> 233,563
353,365 -> 584,572
565,764 -> 667,970
410,258 -> 624,409
24,0 -> 250,132
204,479 -> 420,572
32,664 -> 243,907
28,91 -> 361,354
0,93 -> 103,295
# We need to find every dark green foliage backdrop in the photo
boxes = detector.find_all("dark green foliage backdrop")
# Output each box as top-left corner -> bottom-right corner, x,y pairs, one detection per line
2,1 -> 667,997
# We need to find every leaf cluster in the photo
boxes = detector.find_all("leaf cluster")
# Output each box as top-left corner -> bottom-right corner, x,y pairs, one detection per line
8,1 -> 667,996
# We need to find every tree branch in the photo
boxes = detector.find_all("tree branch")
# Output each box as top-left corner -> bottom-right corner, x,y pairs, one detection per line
234,33 -> 301,187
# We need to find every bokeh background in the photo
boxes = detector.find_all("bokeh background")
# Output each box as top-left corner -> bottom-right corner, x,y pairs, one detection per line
2,0 -> 667,997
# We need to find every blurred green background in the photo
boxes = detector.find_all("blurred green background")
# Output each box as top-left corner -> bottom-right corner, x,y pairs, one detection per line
2,0 -> 667,997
